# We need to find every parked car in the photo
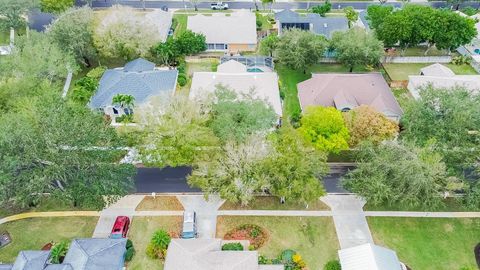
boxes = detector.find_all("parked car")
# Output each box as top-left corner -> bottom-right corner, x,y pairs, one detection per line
181,211 -> 197,239
211,2 -> 228,10
110,216 -> 130,239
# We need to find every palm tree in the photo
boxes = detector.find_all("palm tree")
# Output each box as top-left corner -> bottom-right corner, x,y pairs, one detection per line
112,94 -> 135,113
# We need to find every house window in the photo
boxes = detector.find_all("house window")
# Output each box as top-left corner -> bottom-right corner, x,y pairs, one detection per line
207,43 -> 215,50
215,44 -> 226,50
112,107 -> 119,115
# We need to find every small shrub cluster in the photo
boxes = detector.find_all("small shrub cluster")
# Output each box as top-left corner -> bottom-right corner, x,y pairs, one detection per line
451,55 -> 472,65
116,114 -> 134,123
177,59 -> 188,87
125,239 -> 135,262
324,260 -> 341,270
71,66 -> 106,104
146,230 -> 171,260
221,242 -> 244,251
50,241 -> 69,264
224,224 -> 269,249
258,249 -> 308,270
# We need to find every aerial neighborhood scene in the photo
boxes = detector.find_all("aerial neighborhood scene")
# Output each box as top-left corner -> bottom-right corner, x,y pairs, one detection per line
1,0 -> 480,269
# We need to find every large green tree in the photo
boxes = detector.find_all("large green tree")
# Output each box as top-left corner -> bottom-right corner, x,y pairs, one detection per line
188,135 -> 270,206
209,86 -> 277,143
343,142 -> 452,210
40,0 -> 74,13
433,10 -> 477,53
0,0 -> 35,31
259,34 -> 279,57
298,106 -> 350,153
47,7 -> 97,66
365,5 -> 393,30
331,27 -> 384,72
174,30 -> 207,56
276,28 -> 328,73
0,31 -> 77,82
138,94 -> 220,167
0,93 -> 135,209
401,86 -> 480,174
261,126 -> 328,206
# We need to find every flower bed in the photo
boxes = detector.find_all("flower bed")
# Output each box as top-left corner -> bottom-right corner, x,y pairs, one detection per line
223,224 -> 268,249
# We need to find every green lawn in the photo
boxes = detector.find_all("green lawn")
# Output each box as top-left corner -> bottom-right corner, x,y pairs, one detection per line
368,217 -> 480,270
256,12 -> 273,32
364,198 -> 469,212
0,217 -> 98,263
173,14 -> 188,38
136,196 -> 184,211
127,216 -> 182,270
383,63 -> 477,81
219,196 -> 330,210
276,63 -> 377,120
216,216 -> 339,269
386,46 -> 450,57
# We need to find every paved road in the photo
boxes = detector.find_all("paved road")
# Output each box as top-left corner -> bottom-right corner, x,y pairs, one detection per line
135,164 -> 351,194
82,0 -> 480,10
135,167 -> 201,193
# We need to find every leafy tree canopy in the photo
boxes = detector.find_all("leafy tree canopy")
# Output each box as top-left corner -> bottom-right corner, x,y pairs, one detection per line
259,34 -> 279,57
343,105 -> 399,147
0,0 -> 35,31
343,142 -> 453,210
298,106 -> 350,153
41,0 -> 74,14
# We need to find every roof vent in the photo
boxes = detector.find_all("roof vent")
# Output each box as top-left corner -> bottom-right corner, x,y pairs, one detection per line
324,23 -> 328,28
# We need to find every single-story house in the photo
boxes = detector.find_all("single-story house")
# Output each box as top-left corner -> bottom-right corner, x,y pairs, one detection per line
89,58 -> 178,118
274,9 -> 348,38
0,238 -> 127,270
297,73 -> 403,121
189,59 -> 282,116
338,243 -> 406,270
145,9 -> 173,42
407,63 -> 480,99
164,238 -> 283,270
187,11 -> 257,53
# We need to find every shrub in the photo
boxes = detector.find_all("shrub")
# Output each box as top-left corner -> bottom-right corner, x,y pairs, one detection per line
224,224 -> 269,249
324,260 -> 341,270
86,66 -> 107,80
451,55 -> 472,65
177,73 -> 188,87
71,76 -> 99,103
125,245 -> 135,262
146,230 -> 171,259
292,253 -> 306,269
281,249 -> 296,264
50,241 -> 69,264
256,18 -> 263,29
221,242 -> 244,251
116,114 -> 134,123
126,239 -> 134,249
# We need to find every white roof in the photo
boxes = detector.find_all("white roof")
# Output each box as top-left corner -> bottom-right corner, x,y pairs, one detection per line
164,239 -> 264,270
187,11 -> 257,44
408,75 -> 480,99
189,60 -> 282,116
145,9 -> 173,42
338,244 -> 403,270
420,63 -> 455,77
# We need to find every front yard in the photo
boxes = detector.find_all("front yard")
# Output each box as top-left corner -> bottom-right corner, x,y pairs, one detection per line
368,217 -> 480,270
127,216 -> 182,270
383,63 -> 477,81
0,217 -> 98,263
216,216 -> 339,269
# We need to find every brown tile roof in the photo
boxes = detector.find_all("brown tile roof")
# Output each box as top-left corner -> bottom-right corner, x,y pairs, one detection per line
297,73 -> 403,119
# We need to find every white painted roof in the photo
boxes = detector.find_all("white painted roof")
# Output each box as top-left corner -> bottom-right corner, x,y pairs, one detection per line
145,9 -> 173,42
187,11 -> 257,44
408,75 -> 480,99
338,243 -> 403,270
420,63 -> 455,77
189,61 -> 282,116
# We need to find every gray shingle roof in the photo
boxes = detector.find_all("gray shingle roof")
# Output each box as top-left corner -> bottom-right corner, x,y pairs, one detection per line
28,9 -> 55,32
89,58 -> 178,109
43,265 -> 73,270
62,238 -> 126,270
275,10 -> 348,38
12,251 -> 50,270
359,11 -> 370,30
0,265 -> 13,270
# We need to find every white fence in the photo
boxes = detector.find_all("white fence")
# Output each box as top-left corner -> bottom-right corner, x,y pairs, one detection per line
383,56 -> 452,63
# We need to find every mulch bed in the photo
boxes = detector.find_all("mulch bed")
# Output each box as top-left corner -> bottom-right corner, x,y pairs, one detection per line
223,224 -> 269,249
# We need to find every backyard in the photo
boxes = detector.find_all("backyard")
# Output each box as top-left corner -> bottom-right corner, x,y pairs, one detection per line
276,63 -> 378,120
0,217 -> 98,263
383,63 -> 477,81
127,216 -> 182,270
368,217 -> 480,270
216,216 -> 339,269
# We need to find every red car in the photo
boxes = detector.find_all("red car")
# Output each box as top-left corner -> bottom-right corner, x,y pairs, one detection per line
110,216 -> 130,239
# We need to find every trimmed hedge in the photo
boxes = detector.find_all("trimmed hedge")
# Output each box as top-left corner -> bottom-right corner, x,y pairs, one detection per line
221,242 -> 244,251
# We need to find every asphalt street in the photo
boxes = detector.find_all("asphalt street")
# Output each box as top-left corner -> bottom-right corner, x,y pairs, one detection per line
82,0 -> 480,10
134,164 -> 353,194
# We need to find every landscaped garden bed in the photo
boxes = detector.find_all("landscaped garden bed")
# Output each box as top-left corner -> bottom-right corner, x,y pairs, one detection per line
0,217 -> 98,263
216,216 -> 339,269
223,224 -> 269,249
368,217 -> 480,270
